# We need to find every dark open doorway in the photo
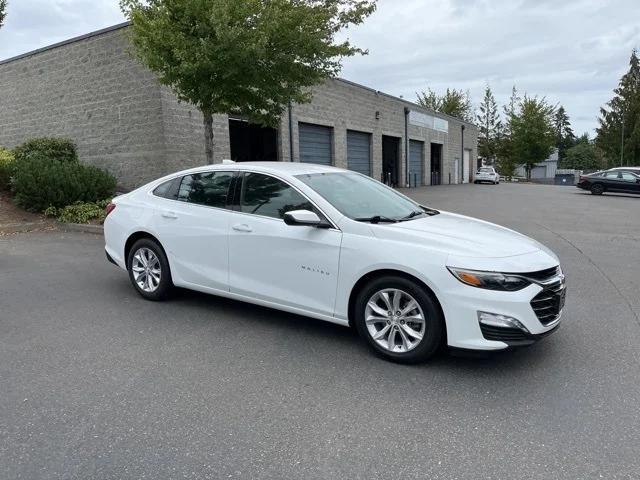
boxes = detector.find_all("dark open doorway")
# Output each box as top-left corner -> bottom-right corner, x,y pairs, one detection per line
430,143 -> 443,185
382,135 -> 401,187
229,119 -> 278,162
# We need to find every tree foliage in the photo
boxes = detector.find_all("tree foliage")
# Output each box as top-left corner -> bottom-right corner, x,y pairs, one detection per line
120,0 -> 376,163
416,87 -> 472,122
596,49 -> 640,167
562,134 -> 600,171
510,95 -> 556,179
495,85 -> 520,178
554,105 -> 575,161
475,85 -> 502,165
0,0 -> 7,29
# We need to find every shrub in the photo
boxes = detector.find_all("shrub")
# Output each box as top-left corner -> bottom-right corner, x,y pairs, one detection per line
0,147 -> 15,190
49,199 -> 112,224
12,154 -> 116,212
13,137 -> 78,163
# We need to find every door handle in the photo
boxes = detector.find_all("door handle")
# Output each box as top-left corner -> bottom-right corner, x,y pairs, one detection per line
232,223 -> 253,232
161,211 -> 178,219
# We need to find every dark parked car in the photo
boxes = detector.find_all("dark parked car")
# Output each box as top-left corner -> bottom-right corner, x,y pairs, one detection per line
577,169 -> 640,195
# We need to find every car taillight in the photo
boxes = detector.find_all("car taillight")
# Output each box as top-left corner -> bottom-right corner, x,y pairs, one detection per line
105,203 -> 116,217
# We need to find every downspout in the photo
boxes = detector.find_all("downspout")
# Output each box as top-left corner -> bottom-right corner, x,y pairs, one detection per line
288,101 -> 294,162
404,107 -> 410,187
461,124 -> 466,183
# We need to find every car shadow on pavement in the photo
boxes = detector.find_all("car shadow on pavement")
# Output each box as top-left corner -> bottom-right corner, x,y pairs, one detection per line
164,286 -> 557,375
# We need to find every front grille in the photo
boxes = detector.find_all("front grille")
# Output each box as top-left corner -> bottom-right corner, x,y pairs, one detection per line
480,324 -> 530,342
522,266 -> 560,282
530,278 -> 565,326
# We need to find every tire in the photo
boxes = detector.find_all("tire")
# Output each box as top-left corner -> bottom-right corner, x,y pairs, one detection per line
473,180 -> 478,184
354,275 -> 445,364
127,238 -> 173,301
590,183 -> 604,195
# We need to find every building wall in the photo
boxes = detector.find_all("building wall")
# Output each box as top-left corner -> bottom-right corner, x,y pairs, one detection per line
0,23 -> 477,190
0,25 -> 168,188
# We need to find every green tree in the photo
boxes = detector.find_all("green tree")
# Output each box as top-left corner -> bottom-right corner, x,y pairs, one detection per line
475,84 -> 502,165
554,105 -> 575,161
0,0 -> 7,28
511,95 -> 556,180
596,49 -> 640,166
563,133 -> 600,171
120,0 -> 376,164
495,85 -> 520,178
416,87 -> 472,122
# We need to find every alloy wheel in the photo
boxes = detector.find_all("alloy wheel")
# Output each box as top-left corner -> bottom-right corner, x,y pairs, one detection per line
131,247 -> 162,293
364,288 -> 426,353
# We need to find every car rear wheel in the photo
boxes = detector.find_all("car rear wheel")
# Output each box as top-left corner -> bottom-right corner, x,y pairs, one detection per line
354,275 -> 444,363
590,183 -> 604,195
127,238 -> 173,300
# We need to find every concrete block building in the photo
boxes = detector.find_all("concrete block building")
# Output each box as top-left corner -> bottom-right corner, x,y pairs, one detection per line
0,23 -> 477,190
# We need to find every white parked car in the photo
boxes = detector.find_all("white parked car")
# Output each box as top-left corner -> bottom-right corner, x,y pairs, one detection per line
474,166 -> 500,184
104,162 -> 564,363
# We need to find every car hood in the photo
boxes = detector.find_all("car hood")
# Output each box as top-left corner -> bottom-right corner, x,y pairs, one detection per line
372,211 -> 556,261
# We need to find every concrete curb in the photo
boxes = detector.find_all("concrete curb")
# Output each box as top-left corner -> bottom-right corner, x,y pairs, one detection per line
57,222 -> 104,234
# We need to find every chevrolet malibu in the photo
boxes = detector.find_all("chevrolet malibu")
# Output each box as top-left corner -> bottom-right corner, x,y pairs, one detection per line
104,162 -> 565,363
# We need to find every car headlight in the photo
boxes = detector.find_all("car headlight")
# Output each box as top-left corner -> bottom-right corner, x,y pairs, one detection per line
447,267 -> 531,291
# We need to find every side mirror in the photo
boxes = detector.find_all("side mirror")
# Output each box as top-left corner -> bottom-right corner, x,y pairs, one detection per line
284,210 -> 323,227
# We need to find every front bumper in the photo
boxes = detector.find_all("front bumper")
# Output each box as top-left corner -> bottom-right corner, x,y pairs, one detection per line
438,269 -> 564,351
475,175 -> 497,182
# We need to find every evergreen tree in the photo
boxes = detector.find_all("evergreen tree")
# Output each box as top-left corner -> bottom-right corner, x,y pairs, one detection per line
554,106 -> 575,161
496,85 -> 520,178
476,85 -> 502,166
596,49 -> 640,166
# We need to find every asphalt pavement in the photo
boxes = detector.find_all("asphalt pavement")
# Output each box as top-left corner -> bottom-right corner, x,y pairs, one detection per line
1,182 -> 639,479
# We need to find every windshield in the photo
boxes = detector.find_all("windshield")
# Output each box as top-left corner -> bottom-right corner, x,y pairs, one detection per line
479,168 -> 493,173
296,172 -> 425,221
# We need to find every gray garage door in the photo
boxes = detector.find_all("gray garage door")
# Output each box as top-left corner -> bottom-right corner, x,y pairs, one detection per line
409,140 -> 424,186
347,130 -> 371,176
299,123 -> 332,165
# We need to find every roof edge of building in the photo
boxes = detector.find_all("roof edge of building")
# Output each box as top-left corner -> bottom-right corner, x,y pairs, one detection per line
0,21 -> 476,129
0,21 -> 131,66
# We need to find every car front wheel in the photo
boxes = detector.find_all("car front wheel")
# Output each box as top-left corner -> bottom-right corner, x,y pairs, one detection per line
127,238 -> 173,300
354,276 -> 445,363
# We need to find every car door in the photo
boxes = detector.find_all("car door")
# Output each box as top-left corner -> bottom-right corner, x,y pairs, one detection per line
619,171 -> 640,194
228,172 -> 342,316
153,171 -> 234,291
603,171 -> 624,192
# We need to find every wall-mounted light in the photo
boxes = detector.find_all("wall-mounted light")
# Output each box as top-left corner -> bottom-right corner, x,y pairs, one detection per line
375,111 -> 380,120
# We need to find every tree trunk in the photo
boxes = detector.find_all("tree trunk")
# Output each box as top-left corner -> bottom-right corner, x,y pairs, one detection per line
203,110 -> 214,165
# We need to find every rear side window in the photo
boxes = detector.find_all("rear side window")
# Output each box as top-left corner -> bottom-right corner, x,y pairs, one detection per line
153,178 -> 179,199
240,173 -> 313,219
177,171 -> 234,208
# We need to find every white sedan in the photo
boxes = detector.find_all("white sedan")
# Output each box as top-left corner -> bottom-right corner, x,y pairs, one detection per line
104,162 -> 564,363
474,166 -> 500,184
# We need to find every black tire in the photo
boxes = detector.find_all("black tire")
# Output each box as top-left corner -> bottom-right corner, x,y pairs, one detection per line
354,275 -> 445,364
127,238 -> 173,301
590,183 -> 604,195
473,180 -> 478,184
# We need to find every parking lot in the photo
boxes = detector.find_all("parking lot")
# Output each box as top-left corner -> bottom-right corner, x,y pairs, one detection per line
1,182 -> 639,479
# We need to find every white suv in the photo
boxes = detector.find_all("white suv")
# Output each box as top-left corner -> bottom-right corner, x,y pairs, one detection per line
474,166 -> 500,184
104,162 -> 563,363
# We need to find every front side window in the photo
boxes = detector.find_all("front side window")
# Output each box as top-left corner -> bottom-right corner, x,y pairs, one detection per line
177,171 -> 233,208
240,173 -> 313,219
296,172 -> 423,221
620,172 -> 639,182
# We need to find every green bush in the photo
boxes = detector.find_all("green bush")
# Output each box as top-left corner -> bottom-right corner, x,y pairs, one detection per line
13,137 -> 78,163
47,199 -> 111,224
0,147 -> 15,190
12,154 -> 116,212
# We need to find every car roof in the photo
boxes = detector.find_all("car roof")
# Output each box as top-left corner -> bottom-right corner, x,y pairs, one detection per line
167,161 -> 349,179
609,166 -> 640,170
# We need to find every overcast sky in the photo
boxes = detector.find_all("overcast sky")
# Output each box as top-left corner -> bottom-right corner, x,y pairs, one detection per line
1,0 -> 638,135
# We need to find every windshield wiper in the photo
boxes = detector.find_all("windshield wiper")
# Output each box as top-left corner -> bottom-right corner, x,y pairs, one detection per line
399,210 -> 426,221
354,215 -> 398,224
